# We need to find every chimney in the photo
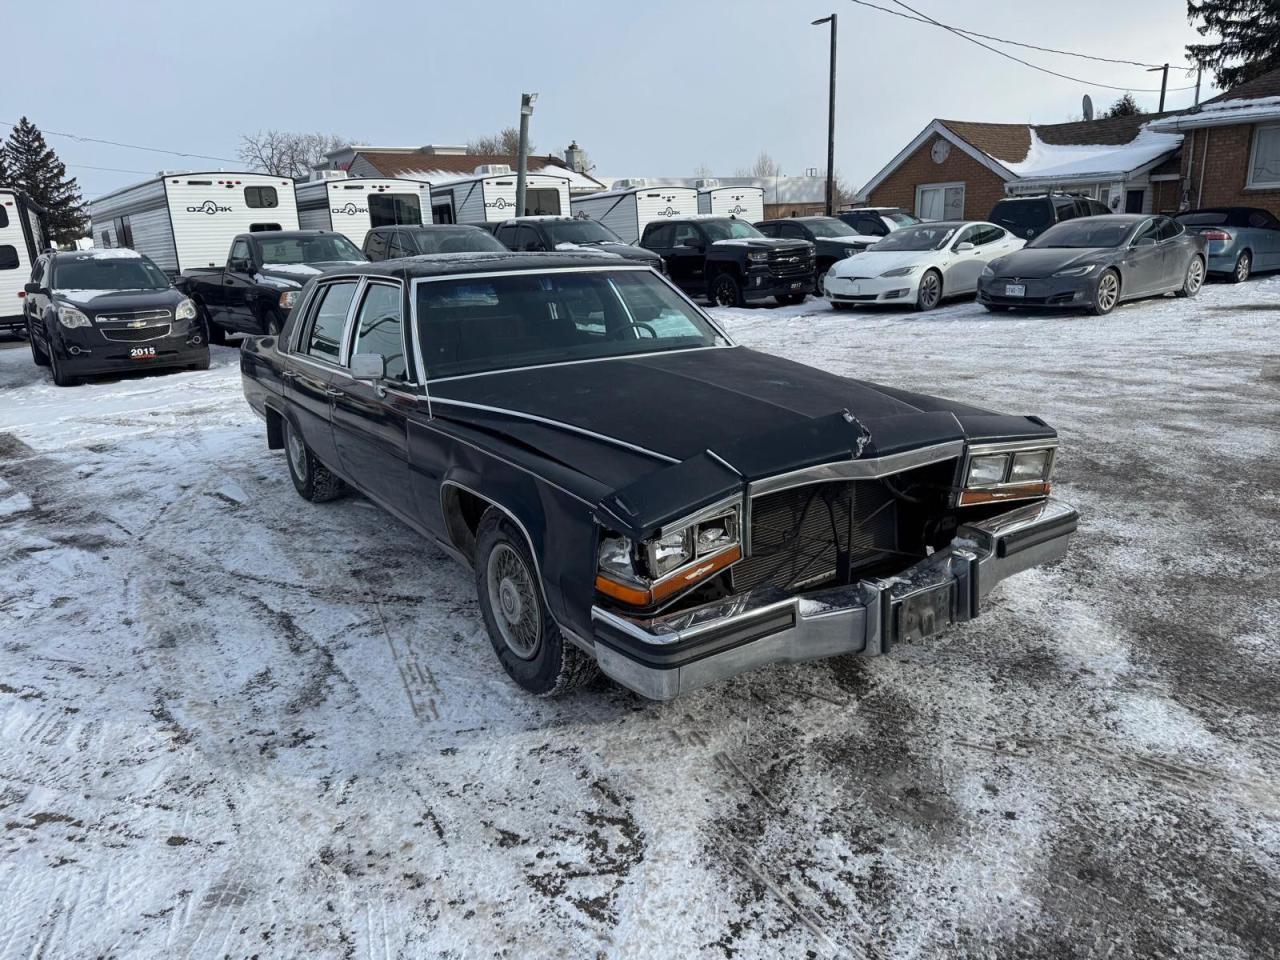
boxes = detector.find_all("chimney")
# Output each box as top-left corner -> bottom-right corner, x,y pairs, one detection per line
564,140 -> 587,174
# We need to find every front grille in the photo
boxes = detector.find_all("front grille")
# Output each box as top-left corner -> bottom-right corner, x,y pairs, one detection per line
733,479 -> 899,593
768,249 -> 814,279
95,309 -> 173,324
99,322 -> 173,343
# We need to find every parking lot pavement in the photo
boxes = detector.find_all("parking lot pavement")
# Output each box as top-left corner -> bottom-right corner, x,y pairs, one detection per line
0,281 -> 1278,958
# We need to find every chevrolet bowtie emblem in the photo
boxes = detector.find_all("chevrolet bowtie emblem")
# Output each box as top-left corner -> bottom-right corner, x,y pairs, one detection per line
127,320 -> 148,328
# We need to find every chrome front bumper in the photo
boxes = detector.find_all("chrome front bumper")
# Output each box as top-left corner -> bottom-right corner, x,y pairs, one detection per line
590,498 -> 1078,700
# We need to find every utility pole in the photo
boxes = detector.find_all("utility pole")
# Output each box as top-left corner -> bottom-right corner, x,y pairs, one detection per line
1194,66 -> 1202,105
812,14 -> 837,216
1147,63 -> 1169,112
515,92 -> 537,217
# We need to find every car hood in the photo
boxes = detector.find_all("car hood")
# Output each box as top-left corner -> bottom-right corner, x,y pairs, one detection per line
557,240 -> 660,262
55,288 -> 184,313
256,261 -> 365,288
829,249 -> 933,278
430,346 -> 1056,538
987,247 -> 1113,279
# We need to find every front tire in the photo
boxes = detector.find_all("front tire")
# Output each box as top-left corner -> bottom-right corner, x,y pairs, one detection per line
474,510 -> 599,697
48,342 -> 79,387
284,419 -> 346,502
915,269 -> 942,311
1176,256 -> 1205,298
1230,250 -> 1251,283
709,271 -> 745,308
1090,269 -> 1121,316
262,309 -> 284,337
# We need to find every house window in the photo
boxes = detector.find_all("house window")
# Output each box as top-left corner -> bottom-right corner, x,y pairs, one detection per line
915,182 -> 964,220
1248,123 -> 1280,188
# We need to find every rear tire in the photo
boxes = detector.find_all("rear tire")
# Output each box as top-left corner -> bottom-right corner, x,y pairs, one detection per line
1176,256 -> 1205,298
1090,269 -> 1121,316
283,419 -> 346,502
915,269 -> 942,311
28,321 -> 50,367
709,271 -> 745,308
1230,250 -> 1251,283
474,509 -> 599,697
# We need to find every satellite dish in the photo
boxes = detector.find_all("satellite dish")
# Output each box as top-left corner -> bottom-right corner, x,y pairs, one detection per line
1083,94 -> 1095,121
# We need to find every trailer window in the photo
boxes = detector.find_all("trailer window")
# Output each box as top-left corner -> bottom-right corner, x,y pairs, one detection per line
113,216 -> 134,248
524,189 -> 562,216
0,246 -> 18,270
368,193 -> 422,228
0,207 -> 7,229
245,186 -> 279,209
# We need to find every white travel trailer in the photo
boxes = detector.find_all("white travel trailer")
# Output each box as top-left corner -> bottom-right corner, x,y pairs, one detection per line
296,173 -> 433,248
697,184 -> 765,222
88,172 -> 300,274
430,166 -> 572,225
0,187 -> 47,332
569,181 -> 699,245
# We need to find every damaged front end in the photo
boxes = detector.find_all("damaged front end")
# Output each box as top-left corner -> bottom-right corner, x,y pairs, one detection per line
587,410 -> 1077,699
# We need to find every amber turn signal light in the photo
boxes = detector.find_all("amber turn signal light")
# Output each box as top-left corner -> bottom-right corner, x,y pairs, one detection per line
958,482 -> 1051,506
596,545 -> 742,607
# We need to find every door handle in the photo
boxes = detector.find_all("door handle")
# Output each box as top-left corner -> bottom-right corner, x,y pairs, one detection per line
325,388 -> 344,398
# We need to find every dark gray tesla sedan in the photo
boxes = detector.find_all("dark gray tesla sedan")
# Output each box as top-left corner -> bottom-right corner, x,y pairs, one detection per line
976,214 -> 1207,315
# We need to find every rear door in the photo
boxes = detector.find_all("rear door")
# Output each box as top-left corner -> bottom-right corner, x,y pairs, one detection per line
329,279 -> 415,520
285,278 -> 359,471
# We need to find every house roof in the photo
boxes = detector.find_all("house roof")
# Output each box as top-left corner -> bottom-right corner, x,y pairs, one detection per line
352,149 -> 606,192
858,113 -> 1184,199
1148,66 -> 1280,131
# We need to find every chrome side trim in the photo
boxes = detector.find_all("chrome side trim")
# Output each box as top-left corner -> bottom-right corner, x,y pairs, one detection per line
429,396 -> 680,465
747,440 -> 966,498
965,438 -> 1059,456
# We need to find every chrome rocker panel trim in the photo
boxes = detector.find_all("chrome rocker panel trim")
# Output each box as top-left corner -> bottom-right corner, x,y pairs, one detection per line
589,498 -> 1078,700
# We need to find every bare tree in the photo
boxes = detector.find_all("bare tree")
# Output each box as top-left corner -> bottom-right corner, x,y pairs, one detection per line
466,127 -> 531,155
238,131 -> 352,179
693,162 -> 714,179
733,150 -> 782,179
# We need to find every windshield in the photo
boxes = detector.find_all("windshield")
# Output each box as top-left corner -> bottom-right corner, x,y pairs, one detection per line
545,220 -> 623,245
869,224 -> 956,252
417,268 -> 727,379
1030,219 -> 1133,249
257,235 -> 364,265
803,218 -> 858,238
53,256 -> 170,292
883,211 -> 920,227
991,199 -> 1051,231
701,219 -> 763,241
409,227 -> 506,254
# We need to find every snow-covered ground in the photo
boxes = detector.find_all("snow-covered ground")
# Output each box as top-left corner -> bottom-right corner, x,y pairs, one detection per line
1,278 -> 1278,958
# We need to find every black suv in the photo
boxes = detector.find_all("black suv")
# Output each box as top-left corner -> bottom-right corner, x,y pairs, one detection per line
488,216 -> 663,271
363,224 -> 507,260
755,216 -> 879,294
640,217 -> 815,306
837,207 -> 921,237
25,249 -> 209,386
989,194 -> 1111,241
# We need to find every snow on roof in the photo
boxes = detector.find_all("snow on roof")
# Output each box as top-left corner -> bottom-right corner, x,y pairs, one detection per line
408,167 -> 580,188
1148,95 -> 1280,131
1000,126 -> 1183,181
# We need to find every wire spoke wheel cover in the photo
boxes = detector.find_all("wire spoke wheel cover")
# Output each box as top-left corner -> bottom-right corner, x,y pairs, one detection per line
486,543 -> 541,660
1096,272 -> 1119,312
286,424 -> 308,481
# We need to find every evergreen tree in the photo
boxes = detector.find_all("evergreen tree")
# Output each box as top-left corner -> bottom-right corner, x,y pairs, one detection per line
1103,93 -> 1145,118
1187,0 -> 1280,89
0,144 -> 9,186
3,117 -> 87,243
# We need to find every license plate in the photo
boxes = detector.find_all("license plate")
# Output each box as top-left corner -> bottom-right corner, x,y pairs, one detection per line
847,282 -> 861,294
791,281 -> 804,290
1004,283 -> 1026,297
129,346 -> 158,360
893,583 -> 954,645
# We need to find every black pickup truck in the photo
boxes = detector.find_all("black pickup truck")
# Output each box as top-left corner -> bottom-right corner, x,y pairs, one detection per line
640,216 -> 815,307
175,230 -> 365,341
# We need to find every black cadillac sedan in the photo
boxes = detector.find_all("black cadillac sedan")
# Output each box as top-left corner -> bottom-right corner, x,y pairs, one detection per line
977,214 -> 1207,315
241,253 -> 1077,700
25,249 -> 209,386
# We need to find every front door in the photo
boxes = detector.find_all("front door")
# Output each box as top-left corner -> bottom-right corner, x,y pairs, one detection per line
218,238 -> 258,332
286,278 -> 359,470
665,222 -> 708,292
1122,220 -> 1164,296
329,280 -> 415,520
1125,190 -> 1145,214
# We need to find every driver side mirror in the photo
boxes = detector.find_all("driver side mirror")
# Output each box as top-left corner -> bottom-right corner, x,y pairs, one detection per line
229,258 -> 252,273
350,353 -> 386,382
954,241 -> 975,252
24,282 -> 42,295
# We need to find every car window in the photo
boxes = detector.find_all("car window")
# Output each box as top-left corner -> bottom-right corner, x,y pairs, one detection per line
779,223 -> 808,239
1133,220 -> 1161,245
1053,198 -> 1079,221
977,224 -> 1006,244
305,281 -> 358,364
756,223 -> 779,238
1248,210 -> 1280,229
349,282 -> 408,381
671,223 -> 702,247
230,240 -> 252,266
245,186 -> 278,209
954,225 -> 982,247
1156,218 -> 1182,241
991,199 -> 1051,236
644,224 -> 672,248
514,225 -> 545,252
364,231 -> 389,260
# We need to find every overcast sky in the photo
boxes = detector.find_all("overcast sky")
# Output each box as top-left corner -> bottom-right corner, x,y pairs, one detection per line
7,0 -> 1214,200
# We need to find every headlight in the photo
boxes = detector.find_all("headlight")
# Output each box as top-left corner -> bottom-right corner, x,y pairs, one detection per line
56,305 -> 91,329
175,298 -> 197,321
1009,449 -> 1053,483
966,454 -> 1010,487
747,249 -> 769,263
1052,264 -> 1097,278
981,264 -> 996,278
595,506 -> 742,607
879,265 -> 920,278
279,290 -> 300,309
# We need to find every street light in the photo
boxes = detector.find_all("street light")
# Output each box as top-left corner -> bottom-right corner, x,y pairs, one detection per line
812,14 -> 837,216
516,92 -> 538,217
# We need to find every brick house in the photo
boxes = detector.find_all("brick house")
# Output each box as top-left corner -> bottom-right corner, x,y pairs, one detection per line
1146,66 -> 1280,215
856,114 -> 1184,220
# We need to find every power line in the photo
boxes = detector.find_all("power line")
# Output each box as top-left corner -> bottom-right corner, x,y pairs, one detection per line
851,0 -> 1197,93
66,162 -> 155,175
0,118 -> 241,165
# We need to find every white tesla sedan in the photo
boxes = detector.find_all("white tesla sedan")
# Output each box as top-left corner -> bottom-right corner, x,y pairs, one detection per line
824,220 -> 1024,311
